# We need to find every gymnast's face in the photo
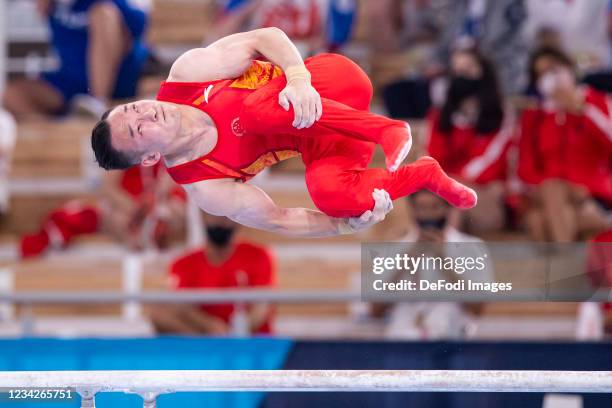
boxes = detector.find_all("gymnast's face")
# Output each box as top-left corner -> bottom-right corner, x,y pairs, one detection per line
107,100 -> 181,165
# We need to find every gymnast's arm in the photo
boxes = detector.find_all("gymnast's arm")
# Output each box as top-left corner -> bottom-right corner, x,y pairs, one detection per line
183,179 -> 392,237
167,27 -> 321,128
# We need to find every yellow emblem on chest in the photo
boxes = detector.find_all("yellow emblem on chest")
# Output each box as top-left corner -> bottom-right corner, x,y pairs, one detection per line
230,61 -> 283,90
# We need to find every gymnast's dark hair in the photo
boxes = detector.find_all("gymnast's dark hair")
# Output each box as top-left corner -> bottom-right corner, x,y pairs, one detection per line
439,48 -> 504,135
91,109 -> 135,170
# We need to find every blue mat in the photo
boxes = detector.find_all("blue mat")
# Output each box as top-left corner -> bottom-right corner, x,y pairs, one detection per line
0,337 -> 293,408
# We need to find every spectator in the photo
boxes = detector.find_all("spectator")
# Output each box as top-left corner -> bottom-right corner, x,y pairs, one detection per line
149,214 -> 275,335
0,109 -> 16,218
20,163 -> 185,258
207,0 -> 356,55
517,47 -> 612,242
381,0 -> 527,118
2,0 -> 149,118
426,47 -> 513,234
371,190 -> 493,339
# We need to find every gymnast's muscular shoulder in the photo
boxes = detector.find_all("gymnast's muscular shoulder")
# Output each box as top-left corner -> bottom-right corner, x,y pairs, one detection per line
167,28 -> 294,84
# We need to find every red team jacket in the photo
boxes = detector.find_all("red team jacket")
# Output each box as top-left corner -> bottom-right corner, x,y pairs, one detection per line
517,87 -> 612,204
426,109 -> 512,185
170,242 -> 276,334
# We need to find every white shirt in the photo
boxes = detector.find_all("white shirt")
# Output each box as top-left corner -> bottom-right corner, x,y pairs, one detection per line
385,226 -> 493,340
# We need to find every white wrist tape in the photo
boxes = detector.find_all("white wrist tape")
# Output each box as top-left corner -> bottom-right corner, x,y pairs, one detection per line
285,65 -> 311,84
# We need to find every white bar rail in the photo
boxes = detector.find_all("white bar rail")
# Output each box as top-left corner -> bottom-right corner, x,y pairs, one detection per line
2,369 -> 612,407
1,369 -> 612,394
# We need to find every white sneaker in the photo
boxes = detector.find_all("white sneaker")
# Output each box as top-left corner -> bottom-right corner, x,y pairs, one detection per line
71,94 -> 108,118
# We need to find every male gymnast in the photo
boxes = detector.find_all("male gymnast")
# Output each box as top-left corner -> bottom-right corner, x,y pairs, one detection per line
91,27 -> 477,237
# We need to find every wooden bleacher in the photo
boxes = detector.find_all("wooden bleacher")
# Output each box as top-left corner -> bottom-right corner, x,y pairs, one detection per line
4,118 -> 97,234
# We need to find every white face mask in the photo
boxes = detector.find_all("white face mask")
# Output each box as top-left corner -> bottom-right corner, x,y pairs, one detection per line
537,68 -> 575,98
537,72 -> 557,97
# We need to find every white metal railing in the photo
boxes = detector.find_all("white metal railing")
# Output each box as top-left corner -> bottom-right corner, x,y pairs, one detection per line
0,370 -> 611,407
0,288 -> 361,305
0,287 -> 363,336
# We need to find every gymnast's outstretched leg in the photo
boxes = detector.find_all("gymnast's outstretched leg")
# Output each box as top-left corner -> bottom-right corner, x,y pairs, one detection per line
305,155 -> 477,218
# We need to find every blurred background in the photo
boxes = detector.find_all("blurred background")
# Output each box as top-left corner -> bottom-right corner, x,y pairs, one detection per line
0,0 -> 610,407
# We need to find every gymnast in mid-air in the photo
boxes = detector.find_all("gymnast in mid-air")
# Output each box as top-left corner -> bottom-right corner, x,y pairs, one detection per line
91,27 -> 477,237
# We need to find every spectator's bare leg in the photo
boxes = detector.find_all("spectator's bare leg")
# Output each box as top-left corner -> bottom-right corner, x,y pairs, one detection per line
525,208 -> 547,241
365,0 -> 402,52
88,3 -> 132,101
148,305 -> 202,335
462,183 -> 506,234
100,203 -> 134,243
180,306 -> 229,335
2,79 -> 64,117
538,179 -> 577,242
577,200 -> 610,235
206,0 -> 262,44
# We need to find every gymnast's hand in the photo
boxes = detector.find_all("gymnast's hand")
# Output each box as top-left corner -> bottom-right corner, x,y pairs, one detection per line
278,75 -> 323,129
346,189 -> 394,232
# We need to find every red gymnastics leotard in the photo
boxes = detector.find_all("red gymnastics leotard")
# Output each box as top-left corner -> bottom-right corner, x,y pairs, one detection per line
160,53 -> 476,218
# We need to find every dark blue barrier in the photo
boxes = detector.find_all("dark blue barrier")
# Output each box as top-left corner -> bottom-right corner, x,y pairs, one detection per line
263,341 -> 612,408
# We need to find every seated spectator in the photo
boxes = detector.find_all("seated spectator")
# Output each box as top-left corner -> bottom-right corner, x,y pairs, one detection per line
380,0 -> 527,118
0,109 -> 16,218
149,213 -> 275,336
2,0 -> 149,118
371,190 -> 492,340
208,0 -> 355,55
426,47 -> 513,234
518,47 -> 612,242
20,163 -> 185,257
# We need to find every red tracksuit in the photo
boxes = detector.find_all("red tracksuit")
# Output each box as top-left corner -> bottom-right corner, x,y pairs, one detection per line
160,54 -> 475,217
517,87 -> 612,205
170,242 -> 275,334
426,109 -> 512,185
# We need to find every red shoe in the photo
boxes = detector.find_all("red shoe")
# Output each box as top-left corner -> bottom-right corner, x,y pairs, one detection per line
418,156 -> 478,209
381,122 -> 412,172
20,230 -> 50,259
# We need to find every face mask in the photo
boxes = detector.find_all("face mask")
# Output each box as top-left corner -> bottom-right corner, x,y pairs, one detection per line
537,71 -> 557,98
447,76 -> 482,102
537,68 -> 575,98
416,216 -> 448,231
206,225 -> 236,247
